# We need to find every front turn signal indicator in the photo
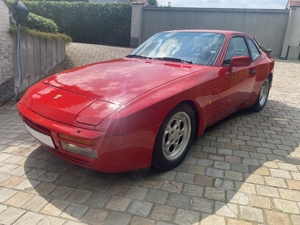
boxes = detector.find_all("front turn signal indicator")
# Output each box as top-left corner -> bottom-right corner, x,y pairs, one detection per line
58,133 -> 95,146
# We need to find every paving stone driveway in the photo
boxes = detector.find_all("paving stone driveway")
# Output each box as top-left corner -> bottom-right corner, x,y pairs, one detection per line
0,43 -> 300,225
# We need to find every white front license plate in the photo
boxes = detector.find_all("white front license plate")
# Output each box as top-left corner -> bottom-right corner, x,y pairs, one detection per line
24,123 -> 55,148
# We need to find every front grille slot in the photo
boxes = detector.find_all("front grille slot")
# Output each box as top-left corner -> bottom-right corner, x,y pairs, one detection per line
48,148 -> 92,168
23,117 -> 51,136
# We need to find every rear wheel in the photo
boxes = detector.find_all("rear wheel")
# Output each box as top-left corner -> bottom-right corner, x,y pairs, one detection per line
152,104 -> 195,171
251,76 -> 271,112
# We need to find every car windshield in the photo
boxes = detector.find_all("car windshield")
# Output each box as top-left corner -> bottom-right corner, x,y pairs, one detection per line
129,32 -> 225,66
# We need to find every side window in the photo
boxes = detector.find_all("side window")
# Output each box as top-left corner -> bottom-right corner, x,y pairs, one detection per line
246,38 -> 261,61
223,37 -> 250,65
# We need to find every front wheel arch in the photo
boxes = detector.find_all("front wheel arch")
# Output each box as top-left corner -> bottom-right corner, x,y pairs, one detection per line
152,103 -> 197,171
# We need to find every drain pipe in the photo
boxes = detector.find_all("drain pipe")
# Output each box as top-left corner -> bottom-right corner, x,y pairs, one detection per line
11,22 -> 21,100
9,0 -> 29,100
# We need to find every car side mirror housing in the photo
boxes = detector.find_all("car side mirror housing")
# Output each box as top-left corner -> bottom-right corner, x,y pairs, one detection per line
228,56 -> 251,73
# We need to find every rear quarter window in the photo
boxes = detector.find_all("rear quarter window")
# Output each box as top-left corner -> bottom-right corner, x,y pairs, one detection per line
246,38 -> 261,61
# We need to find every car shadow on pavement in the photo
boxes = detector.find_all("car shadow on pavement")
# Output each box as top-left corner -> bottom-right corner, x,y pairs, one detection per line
24,99 -> 300,224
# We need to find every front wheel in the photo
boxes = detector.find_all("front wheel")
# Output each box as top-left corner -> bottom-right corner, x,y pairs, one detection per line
152,104 -> 195,171
251,76 -> 271,112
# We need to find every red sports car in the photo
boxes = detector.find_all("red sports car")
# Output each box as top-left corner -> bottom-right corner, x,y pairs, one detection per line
18,30 -> 274,172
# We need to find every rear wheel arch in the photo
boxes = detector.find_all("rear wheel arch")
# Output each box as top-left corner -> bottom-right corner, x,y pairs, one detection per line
251,75 -> 271,112
268,73 -> 273,85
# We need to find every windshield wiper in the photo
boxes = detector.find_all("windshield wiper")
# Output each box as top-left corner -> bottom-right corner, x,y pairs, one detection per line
153,57 -> 193,64
125,54 -> 152,59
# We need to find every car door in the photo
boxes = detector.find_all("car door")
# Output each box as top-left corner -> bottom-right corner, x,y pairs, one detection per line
246,37 -> 270,91
216,36 -> 256,119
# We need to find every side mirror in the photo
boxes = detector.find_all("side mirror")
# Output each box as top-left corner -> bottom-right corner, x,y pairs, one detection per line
11,2 -> 29,24
228,56 -> 251,73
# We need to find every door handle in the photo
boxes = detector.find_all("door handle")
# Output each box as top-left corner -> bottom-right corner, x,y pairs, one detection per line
249,69 -> 256,75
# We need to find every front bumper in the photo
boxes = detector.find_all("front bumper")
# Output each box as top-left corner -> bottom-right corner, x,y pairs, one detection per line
18,100 -> 156,173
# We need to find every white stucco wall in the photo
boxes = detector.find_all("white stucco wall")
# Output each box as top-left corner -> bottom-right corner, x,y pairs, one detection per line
289,8 -> 300,46
0,0 -> 13,84
130,1 -> 148,47
130,4 -> 144,38
280,7 -> 300,59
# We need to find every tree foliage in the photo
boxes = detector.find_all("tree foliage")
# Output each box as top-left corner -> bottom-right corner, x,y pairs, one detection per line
148,0 -> 157,6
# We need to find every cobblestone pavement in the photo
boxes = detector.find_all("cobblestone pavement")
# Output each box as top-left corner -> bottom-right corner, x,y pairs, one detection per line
47,43 -> 133,75
0,43 -> 300,225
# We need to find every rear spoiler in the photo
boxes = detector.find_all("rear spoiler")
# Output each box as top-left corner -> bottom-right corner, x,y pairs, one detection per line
261,48 -> 272,54
253,38 -> 272,54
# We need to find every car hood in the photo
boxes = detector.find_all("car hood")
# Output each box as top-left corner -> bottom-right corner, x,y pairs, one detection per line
42,58 -> 208,105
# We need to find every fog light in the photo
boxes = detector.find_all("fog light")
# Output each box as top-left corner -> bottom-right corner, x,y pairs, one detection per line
61,141 -> 98,159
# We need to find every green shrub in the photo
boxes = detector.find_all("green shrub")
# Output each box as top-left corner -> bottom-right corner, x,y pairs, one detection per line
24,0 -> 89,2
22,2 -> 132,47
25,13 -> 59,33
10,25 -> 72,43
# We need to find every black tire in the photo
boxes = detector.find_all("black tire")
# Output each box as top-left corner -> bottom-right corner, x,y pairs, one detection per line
251,76 -> 271,112
152,103 -> 196,171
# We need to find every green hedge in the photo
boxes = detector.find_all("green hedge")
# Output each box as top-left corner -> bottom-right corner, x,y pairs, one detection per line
24,0 -> 89,2
23,2 -> 132,47
25,13 -> 59,33
10,25 -> 72,43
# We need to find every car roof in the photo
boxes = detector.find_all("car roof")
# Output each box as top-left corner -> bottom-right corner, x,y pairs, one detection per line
163,30 -> 249,36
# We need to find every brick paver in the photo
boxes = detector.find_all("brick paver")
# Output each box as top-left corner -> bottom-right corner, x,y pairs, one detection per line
0,43 -> 300,224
